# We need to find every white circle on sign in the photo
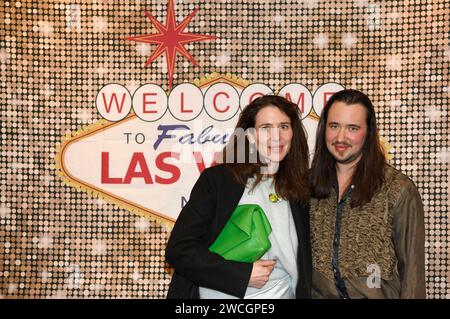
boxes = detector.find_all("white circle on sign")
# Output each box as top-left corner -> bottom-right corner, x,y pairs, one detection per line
239,83 -> 274,109
133,84 -> 168,122
96,84 -> 132,121
168,83 -> 204,121
278,84 -> 313,120
204,83 -> 240,121
312,83 -> 345,117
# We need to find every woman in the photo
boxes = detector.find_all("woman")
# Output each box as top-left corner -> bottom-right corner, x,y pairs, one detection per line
165,95 -> 311,299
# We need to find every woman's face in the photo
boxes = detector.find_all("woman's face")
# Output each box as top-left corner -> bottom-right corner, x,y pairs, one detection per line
253,105 -> 293,163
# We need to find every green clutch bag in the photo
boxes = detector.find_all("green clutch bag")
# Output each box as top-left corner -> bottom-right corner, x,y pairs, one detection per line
209,204 -> 272,263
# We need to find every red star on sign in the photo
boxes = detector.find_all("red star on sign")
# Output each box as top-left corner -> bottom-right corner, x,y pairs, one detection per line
127,0 -> 216,90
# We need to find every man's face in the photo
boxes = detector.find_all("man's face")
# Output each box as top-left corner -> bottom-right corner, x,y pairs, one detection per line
325,101 -> 368,165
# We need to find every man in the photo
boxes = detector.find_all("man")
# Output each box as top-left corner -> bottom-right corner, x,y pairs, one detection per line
309,89 -> 425,299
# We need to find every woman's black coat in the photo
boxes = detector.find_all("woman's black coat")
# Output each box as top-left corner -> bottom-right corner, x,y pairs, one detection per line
165,164 -> 311,299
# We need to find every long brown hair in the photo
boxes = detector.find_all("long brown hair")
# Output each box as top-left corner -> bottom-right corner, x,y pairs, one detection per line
309,89 -> 386,207
222,95 -> 310,202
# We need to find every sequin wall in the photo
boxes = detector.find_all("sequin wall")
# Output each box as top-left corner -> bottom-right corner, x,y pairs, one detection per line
0,0 -> 449,299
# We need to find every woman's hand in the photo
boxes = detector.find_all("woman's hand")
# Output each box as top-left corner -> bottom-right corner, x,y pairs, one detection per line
248,259 -> 276,288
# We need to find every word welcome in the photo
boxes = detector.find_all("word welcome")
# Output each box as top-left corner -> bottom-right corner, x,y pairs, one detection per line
96,82 -> 345,122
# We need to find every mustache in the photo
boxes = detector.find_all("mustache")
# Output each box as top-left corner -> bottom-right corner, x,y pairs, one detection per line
332,142 -> 351,147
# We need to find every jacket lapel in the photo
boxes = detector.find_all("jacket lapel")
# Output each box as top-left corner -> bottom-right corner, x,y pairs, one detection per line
289,200 -> 309,244
214,170 -> 246,238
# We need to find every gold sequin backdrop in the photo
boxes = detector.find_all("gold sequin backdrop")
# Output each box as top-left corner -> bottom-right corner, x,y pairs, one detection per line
0,0 -> 449,298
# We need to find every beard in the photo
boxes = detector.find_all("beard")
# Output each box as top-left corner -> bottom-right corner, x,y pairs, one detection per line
334,148 -> 363,164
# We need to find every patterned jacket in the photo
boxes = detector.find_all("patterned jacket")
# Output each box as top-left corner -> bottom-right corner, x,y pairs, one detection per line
310,164 -> 426,299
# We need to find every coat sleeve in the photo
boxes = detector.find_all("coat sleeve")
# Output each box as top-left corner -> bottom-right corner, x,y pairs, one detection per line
391,179 -> 426,299
165,168 -> 253,298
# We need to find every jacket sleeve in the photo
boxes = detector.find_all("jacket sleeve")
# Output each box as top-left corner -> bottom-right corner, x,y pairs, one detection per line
391,179 -> 426,299
165,168 -> 253,298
